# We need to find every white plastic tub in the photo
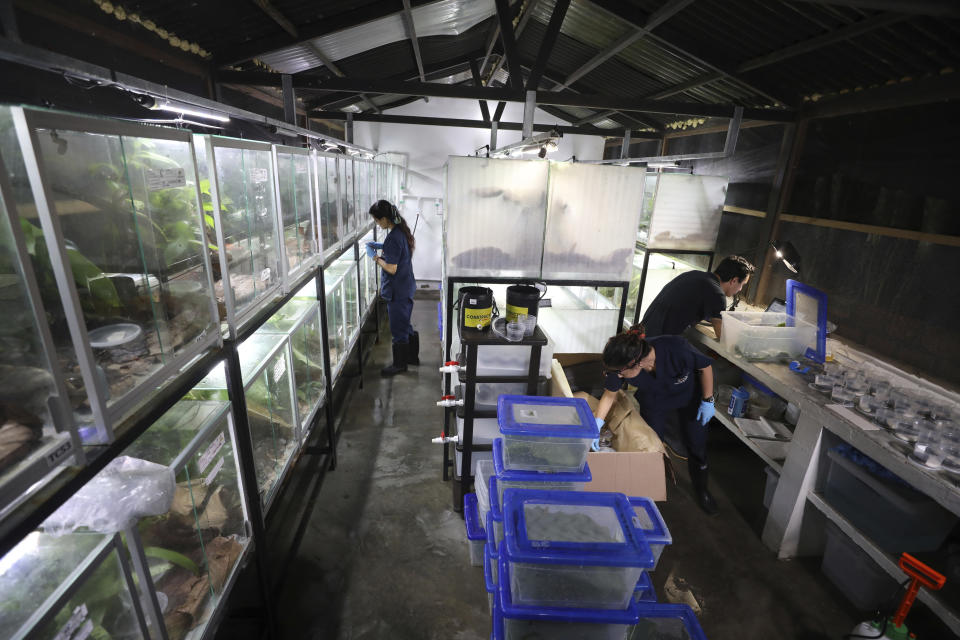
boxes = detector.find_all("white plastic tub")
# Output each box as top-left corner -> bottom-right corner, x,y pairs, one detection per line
720,311 -> 817,362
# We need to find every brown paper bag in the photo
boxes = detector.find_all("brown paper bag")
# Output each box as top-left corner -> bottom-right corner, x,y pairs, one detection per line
574,391 -> 665,455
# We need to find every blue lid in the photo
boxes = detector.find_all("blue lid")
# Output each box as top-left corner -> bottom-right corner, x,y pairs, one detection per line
484,544 -> 496,594
489,476 -> 503,521
627,496 -> 672,547
743,373 -> 776,397
632,603 -> 708,640
496,550 -> 643,624
634,571 -> 657,604
492,438 -> 593,482
497,395 -> 598,439
786,279 -> 827,364
464,493 -> 485,541
502,489 -> 655,568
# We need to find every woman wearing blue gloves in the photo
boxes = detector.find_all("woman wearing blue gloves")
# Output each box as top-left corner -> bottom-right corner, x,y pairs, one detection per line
367,200 -> 418,376
594,325 -> 718,514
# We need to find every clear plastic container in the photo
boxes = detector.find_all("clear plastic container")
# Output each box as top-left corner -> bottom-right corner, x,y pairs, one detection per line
451,332 -> 554,378
489,476 -> 505,550
831,384 -> 855,408
455,415 -> 500,446
485,543 -> 497,615
720,312 -> 818,362
894,417 -> 921,443
628,603 -> 708,640
627,496 -> 672,570
502,489 -> 654,610
492,438 -> 591,503
464,492 -> 485,567
476,459 -> 494,527
497,396 -> 598,473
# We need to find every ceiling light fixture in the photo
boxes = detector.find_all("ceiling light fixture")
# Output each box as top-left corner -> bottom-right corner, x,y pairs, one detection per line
147,97 -> 230,123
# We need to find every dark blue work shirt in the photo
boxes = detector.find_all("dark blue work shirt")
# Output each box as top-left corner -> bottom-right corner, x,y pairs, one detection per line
604,336 -> 712,412
641,270 -> 725,337
380,226 -> 416,301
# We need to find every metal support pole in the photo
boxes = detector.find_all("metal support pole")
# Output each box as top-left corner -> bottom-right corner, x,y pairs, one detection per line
223,340 -> 277,639
490,121 -> 498,151
522,90 -> 536,139
316,268 -> 338,470
282,73 -> 296,125
123,525 -> 169,640
633,250 -> 651,326
355,243 -> 364,390
346,112 -> 354,143
621,128 -> 632,159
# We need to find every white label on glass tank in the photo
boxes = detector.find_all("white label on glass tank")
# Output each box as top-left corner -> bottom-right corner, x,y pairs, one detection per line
273,356 -> 286,380
45,438 -> 74,468
146,168 -> 186,190
260,267 -> 271,283
198,432 -> 225,473
54,603 -> 88,640
249,167 -> 269,183
203,456 -> 225,486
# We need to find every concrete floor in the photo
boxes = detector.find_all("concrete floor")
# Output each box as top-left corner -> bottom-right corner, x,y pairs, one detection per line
224,293 -> 937,639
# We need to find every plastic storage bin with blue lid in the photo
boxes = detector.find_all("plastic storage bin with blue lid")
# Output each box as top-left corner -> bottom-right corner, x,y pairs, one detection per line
634,571 -> 657,604
493,552 -> 645,640
492,438 -> 592,501
502,489 -> 655,610
484,543 -> 497,614
464,493 -> 486,567
496,395 -> 599,473
627,496 -> 672,570
629,603 -> 708,640
489,476 -> 505,549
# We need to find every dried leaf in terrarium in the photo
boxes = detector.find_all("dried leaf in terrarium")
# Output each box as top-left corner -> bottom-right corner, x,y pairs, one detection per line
170,479 -> 209,517
205,535 -> 242,591
197,485 -> 229,531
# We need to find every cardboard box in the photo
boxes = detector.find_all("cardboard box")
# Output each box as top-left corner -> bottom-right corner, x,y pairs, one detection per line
585,451 -> 667,501
551,357 -> 668,501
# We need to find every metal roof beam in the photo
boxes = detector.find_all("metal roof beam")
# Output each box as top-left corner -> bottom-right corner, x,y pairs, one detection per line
555,0 -> 695,91
526,0 -> 571,91
309,110 -> 663,139
787,0 -> 960,18
574,109 -> 617,126
494,0 -> 525,91
493,100 -> 507,122
216,1 -> 398,66
400,0 -> 427,85
470,57 -> 491,123
251,0 -> 298,38
299,44 -> 380,114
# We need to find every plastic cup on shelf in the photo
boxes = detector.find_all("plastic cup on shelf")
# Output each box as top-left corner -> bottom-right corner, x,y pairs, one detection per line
831,384 -> 855,407
894,416 -> 922,443
814,373 -> 838,392
845,371 -> 869,396
521,314 -> 537,337
858,394 -> 880,415
505,322 -> 524,342
871,379 -> 891,403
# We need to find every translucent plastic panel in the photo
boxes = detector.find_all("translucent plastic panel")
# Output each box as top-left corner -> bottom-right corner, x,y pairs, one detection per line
26,122 -> 216,423
316,155 -> 342,258
275,150 -> 317,279
647,173 -> 728,250
630,252 -> 701,324
543,162 -> 644,280
512,403 -> 580,425
339,158 -> 356,238
123,401 -> 246,639
0,531 -> 104,636
31,544 -> 146,640
209,143 -> 280,321
444,157 -> 548,278
523,504 -> 625,544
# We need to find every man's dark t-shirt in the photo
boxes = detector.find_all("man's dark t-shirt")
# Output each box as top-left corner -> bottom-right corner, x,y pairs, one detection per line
641,270 -> 725,337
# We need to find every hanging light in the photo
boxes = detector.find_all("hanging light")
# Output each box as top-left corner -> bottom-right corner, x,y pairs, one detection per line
145,97 -> 230,122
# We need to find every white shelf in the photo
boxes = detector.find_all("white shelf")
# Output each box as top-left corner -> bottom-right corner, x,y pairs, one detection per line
712,410 -> 784,474
807,493 -> 960,636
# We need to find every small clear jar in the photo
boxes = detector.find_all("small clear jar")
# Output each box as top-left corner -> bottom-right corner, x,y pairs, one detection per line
858,394 -> 880,415
832,384 -> 855,407
894,416 -> 922,443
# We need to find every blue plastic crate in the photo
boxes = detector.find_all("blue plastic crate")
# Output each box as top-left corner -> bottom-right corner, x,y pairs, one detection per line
492,438 -> 592,501
464,492 -> 485,567
497,395 -> 599,473
627,496 -> 672,570
631,603 -> 708,640
634,571 -> 657,604
502,489 -> 655,610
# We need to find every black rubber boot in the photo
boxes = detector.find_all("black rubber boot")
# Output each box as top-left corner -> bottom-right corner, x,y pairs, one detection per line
408,331 -> 420,366
381,342 -> 408,377
689,459 -> 718,515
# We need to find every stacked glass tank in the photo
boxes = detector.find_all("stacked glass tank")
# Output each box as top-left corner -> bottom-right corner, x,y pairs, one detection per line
195,135 -> 281,336
257,296 -> 326,443
121,399 -> 249,640
190,337 -> 296,511
0,144 -> 82,516
323,258 -> 347,379
358,229 -> 378,313
315,153 -> 342,260
273,145 -> 318,289
338,157 -> 356,240
6,107 -> 219,443
0,530 -> 149,639
328,246 -> 359,351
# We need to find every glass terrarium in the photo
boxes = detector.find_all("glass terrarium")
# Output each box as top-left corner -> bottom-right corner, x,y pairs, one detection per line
323,262 -> 347,380
328,246 -> 359,351
195,135 -> 281,336
358,229 -> 378,313
273,145 -> 318,289
315,153 -> 342,261
257,298 -> 326,443
190,335 -> 296,511
7,107 -> 219,443
0,147 -> 82,518
0,530 -> 149,639
121,399 -> 249,640
338,156 -> 356,240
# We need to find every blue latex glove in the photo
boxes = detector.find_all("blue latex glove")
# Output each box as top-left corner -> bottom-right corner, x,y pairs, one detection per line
367,241 -> 383,250
364,244 -> 377,259
696,399 -> 715,426
595,417 -> 605,430
591,438 -> 600,452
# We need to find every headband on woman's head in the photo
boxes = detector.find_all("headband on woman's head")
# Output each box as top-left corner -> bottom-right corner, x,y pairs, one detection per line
627,326 -> 645,338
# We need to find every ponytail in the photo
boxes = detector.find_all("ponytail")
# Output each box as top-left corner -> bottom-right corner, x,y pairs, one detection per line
369,199 -> 415,255
601,324 -> 649,370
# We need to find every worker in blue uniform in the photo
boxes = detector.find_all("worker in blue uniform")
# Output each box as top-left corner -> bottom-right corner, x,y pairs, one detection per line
595,325 -> 719,514
642,255 -> 754,339
367,200 -> 418,376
